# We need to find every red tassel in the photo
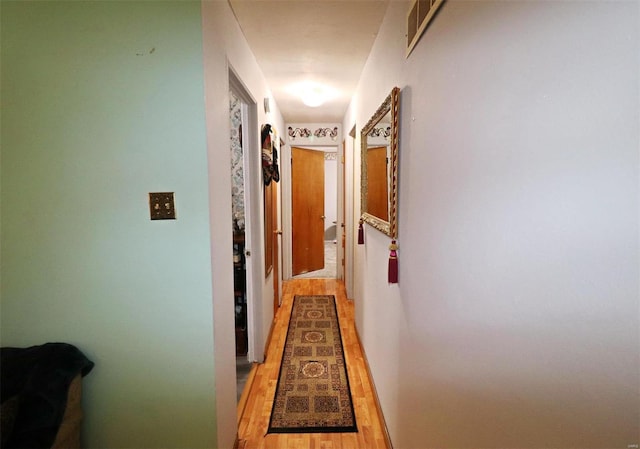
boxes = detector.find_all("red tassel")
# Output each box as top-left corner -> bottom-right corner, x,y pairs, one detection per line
358,220 -> 364,245
388,240 -> 398,283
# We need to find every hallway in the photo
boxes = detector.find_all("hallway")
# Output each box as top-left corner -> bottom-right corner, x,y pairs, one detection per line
236,279 -> 389,449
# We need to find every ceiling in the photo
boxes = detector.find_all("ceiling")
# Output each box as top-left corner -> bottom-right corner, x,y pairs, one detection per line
228,0 -> 390,123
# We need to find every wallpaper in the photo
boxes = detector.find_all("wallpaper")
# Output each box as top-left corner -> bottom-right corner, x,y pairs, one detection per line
229,90 -> 245,230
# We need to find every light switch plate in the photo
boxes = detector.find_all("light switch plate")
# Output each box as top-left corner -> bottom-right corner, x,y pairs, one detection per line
149,192 -> 176,220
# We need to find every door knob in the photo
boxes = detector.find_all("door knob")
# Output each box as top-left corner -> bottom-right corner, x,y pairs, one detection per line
245,250 -> 251,256
321,215 -> 326,219
274,230 -> 283,235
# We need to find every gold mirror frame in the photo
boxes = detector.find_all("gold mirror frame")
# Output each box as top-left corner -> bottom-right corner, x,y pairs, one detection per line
361,87 -> 400,238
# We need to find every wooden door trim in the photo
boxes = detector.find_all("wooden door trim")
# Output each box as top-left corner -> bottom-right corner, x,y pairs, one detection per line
272,178 -> 280,315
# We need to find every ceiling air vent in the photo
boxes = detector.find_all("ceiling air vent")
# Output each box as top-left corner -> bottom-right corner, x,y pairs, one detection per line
407,0 -> 444,57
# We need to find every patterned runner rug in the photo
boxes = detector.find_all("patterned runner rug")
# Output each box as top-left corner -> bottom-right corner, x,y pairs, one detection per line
267,295 -> 357,434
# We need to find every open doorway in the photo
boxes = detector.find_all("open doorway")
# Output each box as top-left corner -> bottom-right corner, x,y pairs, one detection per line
229,89 -> 252,401
229,70 -> 266,401
291,146 -> 338,279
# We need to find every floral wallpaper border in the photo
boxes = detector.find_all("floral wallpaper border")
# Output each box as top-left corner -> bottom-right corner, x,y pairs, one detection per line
286,123 -> 342,145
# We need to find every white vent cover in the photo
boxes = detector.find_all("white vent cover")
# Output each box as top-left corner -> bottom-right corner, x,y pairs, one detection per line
407,0 -> 445,57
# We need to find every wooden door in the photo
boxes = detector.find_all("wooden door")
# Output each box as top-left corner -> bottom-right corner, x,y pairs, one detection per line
272,176 -> 281,314
292,147 -> 325,275
366,146 -> 389,221
264,182 -> 274,276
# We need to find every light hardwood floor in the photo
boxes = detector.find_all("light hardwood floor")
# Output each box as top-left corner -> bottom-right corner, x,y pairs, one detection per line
236,278 -> 390,449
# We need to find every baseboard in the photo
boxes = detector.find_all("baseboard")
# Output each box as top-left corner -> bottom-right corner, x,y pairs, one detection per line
236,362 -> 258,426
233,437 -> 247,449
263,317 -> 276,360
355,327 -> 394,449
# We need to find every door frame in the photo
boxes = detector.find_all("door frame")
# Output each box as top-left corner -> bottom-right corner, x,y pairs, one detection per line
274,137 -> 285,310
345,125 -> 357,298
229,71 -> 263,363
340,139 -> 346,282
282,143 -> 338,279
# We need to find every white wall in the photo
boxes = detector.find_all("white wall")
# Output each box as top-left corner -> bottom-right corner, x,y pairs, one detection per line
201,3 -> 285,446
325,156 -> 338,237
345,1 -> 639,447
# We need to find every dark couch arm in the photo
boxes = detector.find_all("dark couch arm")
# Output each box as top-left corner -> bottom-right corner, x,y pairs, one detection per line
1,343 -> 94,449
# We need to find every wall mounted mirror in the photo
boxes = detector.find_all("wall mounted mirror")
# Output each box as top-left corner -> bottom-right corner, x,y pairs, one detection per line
361,87 -> 400,238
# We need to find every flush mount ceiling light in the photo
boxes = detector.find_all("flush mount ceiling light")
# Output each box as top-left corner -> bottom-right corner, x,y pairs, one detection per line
290,81 -> 337,108
302,88 -> 325,107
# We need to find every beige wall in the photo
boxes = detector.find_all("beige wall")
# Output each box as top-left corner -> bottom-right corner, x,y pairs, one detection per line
345,1 -> 639,447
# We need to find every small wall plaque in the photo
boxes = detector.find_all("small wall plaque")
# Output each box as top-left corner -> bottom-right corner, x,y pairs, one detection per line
149,192 -> 176,220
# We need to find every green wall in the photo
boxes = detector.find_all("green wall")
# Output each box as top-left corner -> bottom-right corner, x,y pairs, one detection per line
1,1 -> 217,447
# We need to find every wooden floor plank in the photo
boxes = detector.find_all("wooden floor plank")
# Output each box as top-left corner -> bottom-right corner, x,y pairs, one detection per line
237,279 -> 390,449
